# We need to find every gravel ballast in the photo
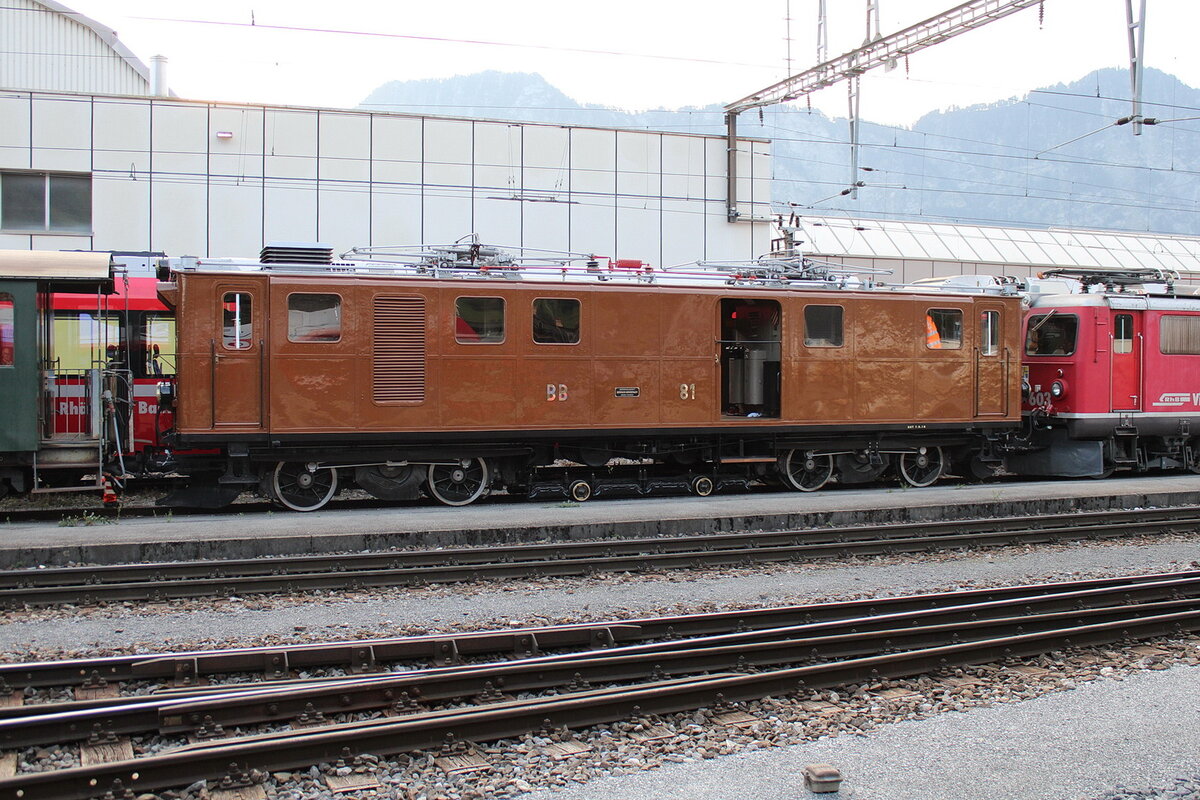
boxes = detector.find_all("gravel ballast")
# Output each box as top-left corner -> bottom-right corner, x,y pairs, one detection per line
512,663 -> 1200,800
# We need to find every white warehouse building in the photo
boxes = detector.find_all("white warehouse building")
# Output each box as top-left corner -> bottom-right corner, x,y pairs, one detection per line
0,0 -> 772,264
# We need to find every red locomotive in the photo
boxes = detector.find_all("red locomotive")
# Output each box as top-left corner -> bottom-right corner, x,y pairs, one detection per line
1012,267 -> 1200,477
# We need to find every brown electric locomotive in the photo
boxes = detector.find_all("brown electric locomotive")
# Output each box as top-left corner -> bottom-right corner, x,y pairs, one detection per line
157,240 -> 1023,510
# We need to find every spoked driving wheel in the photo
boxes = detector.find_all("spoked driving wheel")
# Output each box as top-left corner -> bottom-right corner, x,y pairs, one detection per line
427,458 -> 490,506
899,447 -> 944,487
272,461 -> 338,512
779,450 -> 834,492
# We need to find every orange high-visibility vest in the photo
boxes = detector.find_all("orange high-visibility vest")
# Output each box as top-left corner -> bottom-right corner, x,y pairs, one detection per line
925,315 -> 942,349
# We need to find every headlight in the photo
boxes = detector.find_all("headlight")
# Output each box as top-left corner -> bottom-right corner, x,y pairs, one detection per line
1050,380 -> 1066,398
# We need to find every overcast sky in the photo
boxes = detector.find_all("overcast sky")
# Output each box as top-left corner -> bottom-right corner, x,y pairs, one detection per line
64,0 -> 1200,126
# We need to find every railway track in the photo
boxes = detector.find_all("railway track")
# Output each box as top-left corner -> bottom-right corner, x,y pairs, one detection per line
3,506 -> 1199,607
1,572 -> 1197,800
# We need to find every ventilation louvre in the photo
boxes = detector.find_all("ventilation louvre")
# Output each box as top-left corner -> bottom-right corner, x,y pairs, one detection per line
260,241 -> 333,265
373,296 -> 426,403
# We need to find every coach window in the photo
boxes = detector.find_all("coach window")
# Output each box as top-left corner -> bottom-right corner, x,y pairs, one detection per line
1025,314 -> 1078,356
287,293 -> 341,343
980,310 -> 1000,356
222,292 -> 253,350
1160,315 -> 1200,354
0,294 -> 12,366
804,305 -> 843,347
533,298 -> 580,344
455,297 -> 505,343
925,308 -> 963,350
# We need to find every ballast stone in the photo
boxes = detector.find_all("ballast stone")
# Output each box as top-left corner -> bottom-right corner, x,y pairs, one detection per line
804,763 -> 842,793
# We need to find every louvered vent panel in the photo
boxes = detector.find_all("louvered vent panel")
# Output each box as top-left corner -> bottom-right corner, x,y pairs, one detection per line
373,296 -> 426,403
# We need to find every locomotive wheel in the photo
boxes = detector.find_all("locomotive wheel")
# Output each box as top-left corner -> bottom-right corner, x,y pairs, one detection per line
272,461 -> 338,512
690,475 -> 715,497
779,450 -> 833,492
427,458 -> 490,506
899,447 -> 944,488
568,479 -> 593,502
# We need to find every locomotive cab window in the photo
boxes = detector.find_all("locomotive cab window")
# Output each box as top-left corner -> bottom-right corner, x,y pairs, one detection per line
925,309 -> 963,350
52,311 -> 120,369
287,293 -> 341,343
456,297 -> 505,343
804,305 -> 843,347
222,292 -> 253,350
980,310 -> 1000,356
141,313 -> 176,377
533,298 -> 580,344
1025,314 -> 1078,356
1160,315 -> 1200,355
0,294 -> 12,367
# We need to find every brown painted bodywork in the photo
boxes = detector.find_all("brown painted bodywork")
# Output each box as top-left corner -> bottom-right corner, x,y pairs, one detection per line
168,271 -> 1021,442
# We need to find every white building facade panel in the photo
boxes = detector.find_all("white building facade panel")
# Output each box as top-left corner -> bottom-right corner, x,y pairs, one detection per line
1,90 -> 770,262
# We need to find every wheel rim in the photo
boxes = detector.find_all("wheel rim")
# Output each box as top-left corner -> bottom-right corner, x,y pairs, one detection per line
569,480 -> 592,502
780,450 -> 833,492
899,447 -> 943,487
427,458 -> 489,506
272,462 -> 337,511
691,475 -> 715,497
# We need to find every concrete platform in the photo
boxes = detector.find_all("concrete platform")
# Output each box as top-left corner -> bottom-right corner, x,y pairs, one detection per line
1,474 -> 1198,568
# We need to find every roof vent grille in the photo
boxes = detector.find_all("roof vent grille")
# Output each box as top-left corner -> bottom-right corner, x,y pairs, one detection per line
260,241 -> 333,265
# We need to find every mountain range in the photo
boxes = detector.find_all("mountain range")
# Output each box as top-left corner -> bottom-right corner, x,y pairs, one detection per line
361,68 -> 1200,235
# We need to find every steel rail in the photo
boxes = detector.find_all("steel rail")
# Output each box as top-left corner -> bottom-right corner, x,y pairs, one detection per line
3,607 -> 1198,800
3,506 -> 1195,591
4,569 -> 1197,690
4,510 -> 1199,608
4,577 -> 1199,748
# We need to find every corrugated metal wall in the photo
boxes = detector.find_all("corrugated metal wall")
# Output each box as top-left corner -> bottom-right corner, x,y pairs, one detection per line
0,0 -> 148,95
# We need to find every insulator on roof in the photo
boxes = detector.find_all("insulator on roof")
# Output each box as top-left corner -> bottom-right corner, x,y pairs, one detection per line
260,242 -> 333,265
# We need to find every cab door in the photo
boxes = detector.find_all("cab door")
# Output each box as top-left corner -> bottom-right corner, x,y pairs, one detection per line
1111,312 -> 1142,411
211,283 -> 264,428
974,304 -> 1008,416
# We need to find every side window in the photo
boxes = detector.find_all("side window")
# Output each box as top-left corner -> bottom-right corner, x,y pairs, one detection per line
980,310 -> 1000,356
287,293 -> 341,343
455,297 -> 505,344
533,298 -> 580,344
1160,315 -> 1200,355
1114,314 -> 1133,354
222,292 -> 253,350
925,308 -> 963,350
0,294 -> 12,366
142,313 -> 176,377
804,305 -> 843,347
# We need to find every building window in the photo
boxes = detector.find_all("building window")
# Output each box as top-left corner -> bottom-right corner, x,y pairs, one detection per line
455,297 -> 505,343
1,172 -> 91,233
222,293 -> 253,350
0,294 -> 13,367
925,308 -> 963,350
533,298 -> 580,344
287,294 -> 341,342
1161,315 -> 1200,355
803,305 -> 843,347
